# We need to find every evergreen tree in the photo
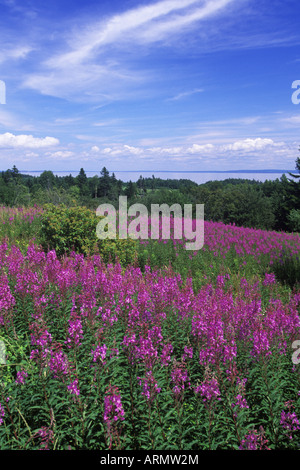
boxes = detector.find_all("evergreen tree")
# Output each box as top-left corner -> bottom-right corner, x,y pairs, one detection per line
39,171 -> 56,190
98,167 -> 111,197
125,180 -> 137,200
76,168 -> 89,196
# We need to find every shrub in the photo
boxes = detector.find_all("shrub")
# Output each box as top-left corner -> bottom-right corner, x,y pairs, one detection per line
270,249 -> 300,289
287,209 -> 300,233
39,204 -> 137,265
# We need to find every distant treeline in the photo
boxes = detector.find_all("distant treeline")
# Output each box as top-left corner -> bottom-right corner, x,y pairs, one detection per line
1,157 -> 300,232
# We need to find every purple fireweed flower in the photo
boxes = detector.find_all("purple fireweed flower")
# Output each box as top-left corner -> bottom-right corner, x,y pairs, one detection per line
103,385 -> 125,424
30,322 -> 52,347
0,274 -> 16,325
122,332 -> 136,347
109,348 -> 119,358
182,345 -> 193,361
37,426 -> 54,450
122,331 -> 137,363
262,272 -> 276,286
251,329 -> 271,358
15,369 -> 28,385
29,348 -> 39,360
195,368 -> 221,403
91,344 -> 107,363
232,377 -> 249,410
67,379 -> 80,396
280,401 -> 300,440
196,377 -> 221,402
65,317 -> 83,349
148,326 -> 163,345
171,361 -> 190,398
48,349 -> 69,377
239,428 -> 270,450
0,403 -> 5,425
161,343 -> 173,366
137,370 -> 161,402
134,336 -> 158,367
232,394 -> 249,410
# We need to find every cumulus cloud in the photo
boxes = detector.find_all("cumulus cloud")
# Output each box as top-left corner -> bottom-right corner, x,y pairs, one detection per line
102,147 -> 112,154
87,137 -> 292,168
124,144 -> 143,155
100,144 -> 144,156
0,132 -> 59,148
187,143 -> 214,153
223,137 -> 285,152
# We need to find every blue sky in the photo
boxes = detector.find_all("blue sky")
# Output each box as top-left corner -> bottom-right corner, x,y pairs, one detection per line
0,0 -> 300,173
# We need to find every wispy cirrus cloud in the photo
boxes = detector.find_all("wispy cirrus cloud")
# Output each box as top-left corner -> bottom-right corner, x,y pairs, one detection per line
166,88 -> 204,101
46,0 -> 204,67
22,0 -> 239,103
0,45 -> 33,65
280,115 -> 300,126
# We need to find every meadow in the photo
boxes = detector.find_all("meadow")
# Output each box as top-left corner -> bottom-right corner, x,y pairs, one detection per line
0,205 -> 299,450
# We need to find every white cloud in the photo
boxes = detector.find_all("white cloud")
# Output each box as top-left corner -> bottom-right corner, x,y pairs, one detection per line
0,45 -> 33,64
223,137 -> 285,152
281,115 -> 300,126
187,143 -> 214,153
0,132 -> 59,148
45,150 -> 74,159
136,0 -> 236,44
93,119 -> 120,127
147,146 -> 183,154
47,0 -> 203,68
22,0 -> 238,102
124,144 -> 143,155
54,117 -> 82,124
87,137 -> 293,168
100,144 -> 144,156
102,147 -> 112,154
167,88 -> 204,101
100,147 -> 123,156
25,152 -> 39,158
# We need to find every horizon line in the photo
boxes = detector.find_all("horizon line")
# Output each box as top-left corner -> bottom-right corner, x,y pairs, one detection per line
13,169 -> 295,174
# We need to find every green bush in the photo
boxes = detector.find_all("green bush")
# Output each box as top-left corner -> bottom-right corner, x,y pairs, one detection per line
287,209 -> 300,233
39,204 -> 137,265
270,249 -> 300,289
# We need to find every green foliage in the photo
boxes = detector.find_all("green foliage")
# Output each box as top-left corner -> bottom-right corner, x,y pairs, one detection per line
1,162 -> 300,233
0,206 -> 43,252
270,249 -> 300,289
39,203 -> 137,265
287,209 -> 300,233
39,204 -> 100,256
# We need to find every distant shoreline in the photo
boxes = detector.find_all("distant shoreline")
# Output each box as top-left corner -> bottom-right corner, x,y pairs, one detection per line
16,169 -> 294,174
